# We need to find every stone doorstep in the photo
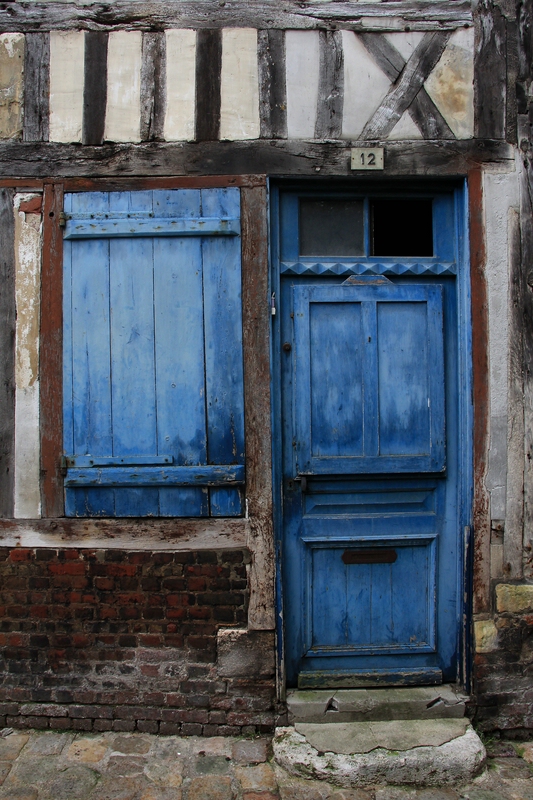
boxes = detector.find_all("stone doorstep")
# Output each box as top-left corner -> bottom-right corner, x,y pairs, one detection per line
273,719 -> 487,787
287,685 -> 468,724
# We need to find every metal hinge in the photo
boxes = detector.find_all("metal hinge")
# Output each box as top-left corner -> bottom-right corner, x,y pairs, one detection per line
59,211 -> 67,228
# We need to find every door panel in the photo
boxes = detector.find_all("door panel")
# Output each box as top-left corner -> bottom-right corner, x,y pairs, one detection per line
277,188 -> 466,688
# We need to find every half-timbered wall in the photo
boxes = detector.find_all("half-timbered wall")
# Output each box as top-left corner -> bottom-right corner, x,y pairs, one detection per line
0,0 -> 531,736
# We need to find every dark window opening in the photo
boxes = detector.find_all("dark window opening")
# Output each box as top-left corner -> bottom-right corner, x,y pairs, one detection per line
300,199 -> 365,257
371,198 -> 433,257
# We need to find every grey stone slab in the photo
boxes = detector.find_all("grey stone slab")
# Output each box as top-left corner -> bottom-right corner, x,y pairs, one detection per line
231,738 -> 269,764
111,735 -> 152,755
296,719 -> 469,755
194,754 -> 231,775
23,732 -> 73,756
41,765 -> 99,800
0,735 -> 29,761
274,725 -> 486,787
288,686 -> 467,724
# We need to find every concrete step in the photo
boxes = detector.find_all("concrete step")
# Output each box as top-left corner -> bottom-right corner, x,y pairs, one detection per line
287,684 -> 468,724
273,718 -> 486,787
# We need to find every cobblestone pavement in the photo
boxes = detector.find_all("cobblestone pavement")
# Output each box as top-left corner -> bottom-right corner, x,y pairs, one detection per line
0,730 -> 531,800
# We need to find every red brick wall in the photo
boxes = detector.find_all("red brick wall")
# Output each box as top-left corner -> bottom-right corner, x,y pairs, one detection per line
0,547 -> 277,735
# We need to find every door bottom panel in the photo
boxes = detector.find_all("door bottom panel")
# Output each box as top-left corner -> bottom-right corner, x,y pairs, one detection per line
298,667 -> 443,689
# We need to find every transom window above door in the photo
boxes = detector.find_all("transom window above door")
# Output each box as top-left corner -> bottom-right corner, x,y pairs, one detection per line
279,188 -> 458,273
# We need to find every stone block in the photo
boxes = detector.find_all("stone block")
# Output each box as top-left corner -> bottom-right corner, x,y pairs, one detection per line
232,738 -> 268,764
235,763 -> 277,792
186,775 -> 232,800
217,629 -> 275,678
474,620 -> 499,653
496,583 -> 533,613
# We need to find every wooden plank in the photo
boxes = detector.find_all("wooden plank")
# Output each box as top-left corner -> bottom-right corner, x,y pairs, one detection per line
83,31 -> 108,146
258,29 -> 287,139
469,168 -> 491,614
360,31 -> 451,140
202,188 -> 245,516
220,28 -> 259,141
475,0 -> 506,140
0,2 -> 473,32
0,139 -> 515,179
0,189 -> 15,518
315,30 -> 344,140
0,516 -> 249,551
63,176 -> 265,190
241,181 -> 275,629
195,29 -> 221,141
359,32 -> 454,139
63,216 -> 240,238
140,31 -> 166,142
40,183 -> 64,518
152,189 -> 207,516
506,17 -> 518,144
164,29 -> 196,142
23,33 -> 49,142
105,31 -> 142,143
65,465 -> 245,486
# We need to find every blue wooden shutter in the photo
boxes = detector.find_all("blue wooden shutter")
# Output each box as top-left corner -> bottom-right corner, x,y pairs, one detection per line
293,282 -> 445,475
63,189 -> 245,517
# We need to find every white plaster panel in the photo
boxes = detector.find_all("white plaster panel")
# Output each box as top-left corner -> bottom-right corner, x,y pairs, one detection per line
425,27 -> 474,140
220,28 -> 260,141
105,31 -> 142,143
286,30 -> 320,139
341,30 -> 391,140
14,194 -> 42,519
483,170 -> 519,519
384,31 -> 425,63
164,29 -> 196,142
49,31 -> 84,143
387,109 -> 423,140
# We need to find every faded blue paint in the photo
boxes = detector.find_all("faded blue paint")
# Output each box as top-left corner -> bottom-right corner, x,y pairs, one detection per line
272,186 -> 471,688
63,188 -> 244,517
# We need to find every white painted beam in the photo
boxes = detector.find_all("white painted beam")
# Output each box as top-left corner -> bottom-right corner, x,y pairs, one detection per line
164,29 -> 196,142
49,31 -> 84,143
220,28 -> 260,141
105,30 -> 142,143
286,30 -> 320,139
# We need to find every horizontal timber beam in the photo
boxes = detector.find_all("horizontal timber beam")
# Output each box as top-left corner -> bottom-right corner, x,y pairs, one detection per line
0,139 -> 515,179
0,1 -> 472,33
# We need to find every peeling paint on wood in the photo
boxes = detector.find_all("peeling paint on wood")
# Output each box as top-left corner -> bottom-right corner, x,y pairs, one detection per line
0,516 -> 248,551
220,28 -> 260,141
0,188 -> 15,518
0,33 -> 24,140
164,29 -> 196,142
105,30 -> 142,143
13,193 -> 42,518
49,31 -> 84,143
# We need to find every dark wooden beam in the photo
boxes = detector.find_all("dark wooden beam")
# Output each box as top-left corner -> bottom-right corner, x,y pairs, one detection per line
474,0 -> 506,140
0,139 -> 515,179
23,33 -> 50,142
82,31 -> 108,146
0,189 -> 15,518
40,183 -> 64,518
195,29 -> 221,142
315,30 -> 344,140
241,180 -> 274,629
469,168 -> 490,614
258,29 -> 287,140
140,31 -> 166,142
0,1 -> 473,33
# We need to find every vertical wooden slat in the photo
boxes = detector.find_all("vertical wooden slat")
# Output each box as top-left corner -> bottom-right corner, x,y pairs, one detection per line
83,31 -> 108,146
140,31 -> 166,142
0,189 -> 15,517
195,29 -> 222,142
23,33 -> 50,142
241,182 -> 275,629
40,183 -> 64,518
315,30 -> 344,140
469,169 -> 491,613
475,0 -> 506,139
258,29 -> 287,140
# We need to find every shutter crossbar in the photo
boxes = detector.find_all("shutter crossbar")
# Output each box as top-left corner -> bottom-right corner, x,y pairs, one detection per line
64,464 -> 245,487
63,217 -> 240,239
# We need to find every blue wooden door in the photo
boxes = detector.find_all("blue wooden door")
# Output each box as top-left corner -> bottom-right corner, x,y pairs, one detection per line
63,189 -> 245,517
277,189 -> 468,688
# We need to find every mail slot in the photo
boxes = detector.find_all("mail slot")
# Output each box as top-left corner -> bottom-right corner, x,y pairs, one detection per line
342,548 -> 398,565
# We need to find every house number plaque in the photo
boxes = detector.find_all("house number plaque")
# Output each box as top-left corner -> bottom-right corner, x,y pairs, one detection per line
351,147 -> 384,171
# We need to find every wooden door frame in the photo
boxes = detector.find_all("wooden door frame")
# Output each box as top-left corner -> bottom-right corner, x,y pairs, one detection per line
270,177 -> 476,694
